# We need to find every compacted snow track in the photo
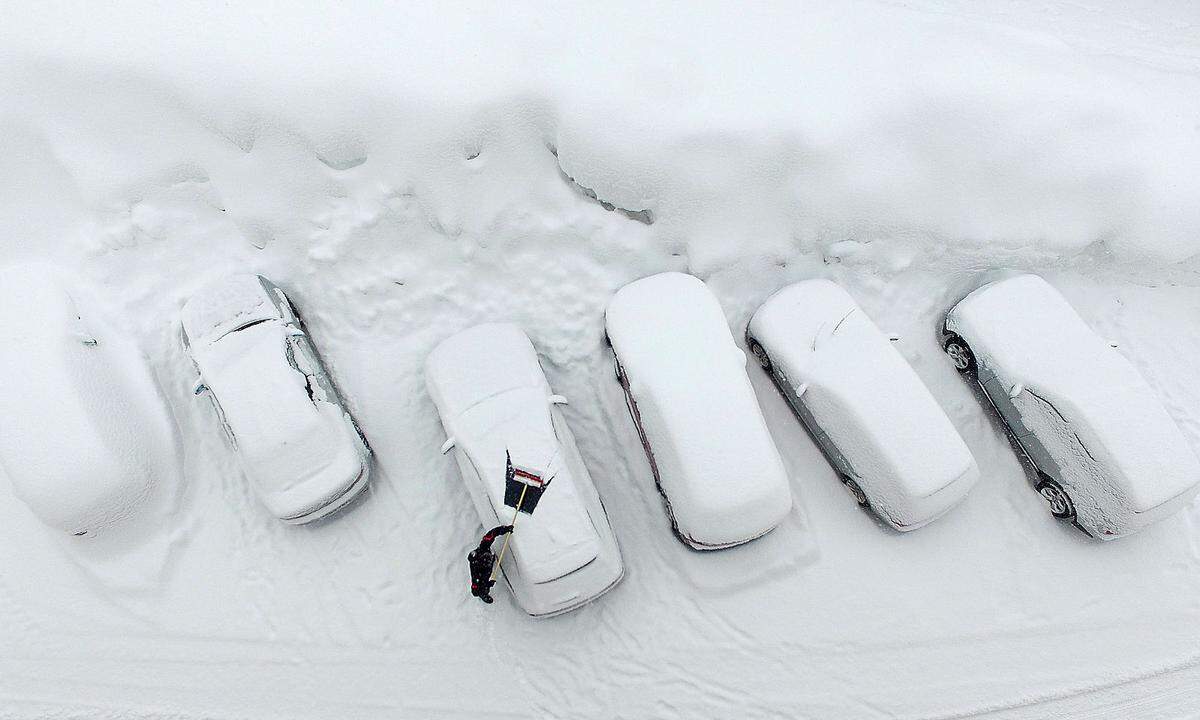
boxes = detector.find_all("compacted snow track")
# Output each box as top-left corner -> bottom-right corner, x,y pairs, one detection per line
3,1 -> 1200,718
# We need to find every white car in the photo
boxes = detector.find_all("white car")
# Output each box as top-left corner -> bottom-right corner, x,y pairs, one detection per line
943,273 -> 1200,539
746,280 -> 978,531
0,264 -> 174,536
426,323 -> 623,617
605,272 -> 793,549
182,274 -> 371,524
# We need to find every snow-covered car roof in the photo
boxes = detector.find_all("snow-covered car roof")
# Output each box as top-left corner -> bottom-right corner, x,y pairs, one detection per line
0,264 -> 161,534
948,274 -> 1200,513
749,280 -> 977,526
181,274 -> 285,348
605,272 -> 792,547
425,323 -> 550,418
426,323 -> 602,584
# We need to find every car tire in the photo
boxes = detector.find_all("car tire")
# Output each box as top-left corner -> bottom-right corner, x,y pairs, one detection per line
943,332 -> 975,372
843,477 -> 869,507
1035,476 -> 1075,519
747,337 -> 772,371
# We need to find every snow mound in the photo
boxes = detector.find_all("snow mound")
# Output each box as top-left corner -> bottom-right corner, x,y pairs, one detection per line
0,263 -> 176,535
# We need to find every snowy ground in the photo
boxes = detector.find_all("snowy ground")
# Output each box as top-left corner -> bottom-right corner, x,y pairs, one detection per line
3,1 -> 1200,718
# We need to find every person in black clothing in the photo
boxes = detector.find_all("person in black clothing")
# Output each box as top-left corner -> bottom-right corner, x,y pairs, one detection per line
467,524 -> 514,603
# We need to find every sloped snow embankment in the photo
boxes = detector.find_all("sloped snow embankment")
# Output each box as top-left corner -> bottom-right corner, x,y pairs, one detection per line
2,1 -> 1200,718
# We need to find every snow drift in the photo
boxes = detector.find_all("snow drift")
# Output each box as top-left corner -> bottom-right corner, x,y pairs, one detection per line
0,263 -> 178,535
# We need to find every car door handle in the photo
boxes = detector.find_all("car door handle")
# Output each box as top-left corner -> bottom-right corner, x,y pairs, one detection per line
440,437 -> 455,454
549,394 -> 568,405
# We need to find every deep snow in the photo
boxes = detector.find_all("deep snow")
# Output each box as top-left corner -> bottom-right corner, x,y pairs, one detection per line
3,1 -> 1200,718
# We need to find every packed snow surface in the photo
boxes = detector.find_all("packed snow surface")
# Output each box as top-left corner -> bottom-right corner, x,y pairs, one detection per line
948,274 -> 1200,516
4,1 -> 1200,717
749,279 -> 978,529
606,272 -> 793,548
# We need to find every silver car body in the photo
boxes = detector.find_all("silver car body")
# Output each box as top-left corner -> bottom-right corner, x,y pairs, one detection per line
747,279 -> 978,531
945,274 -> 1200,538
425,323 -> 623,617
182,274 -> 371,524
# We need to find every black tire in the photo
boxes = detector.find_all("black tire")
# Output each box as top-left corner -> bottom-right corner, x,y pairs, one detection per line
943,332 -> 975,372
747,337 -> 772,371
1035,476 -> 1075,519
843,477 -> 869,507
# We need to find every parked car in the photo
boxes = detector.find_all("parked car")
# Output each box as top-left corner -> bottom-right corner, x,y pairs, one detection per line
605,272 -> 793,549
182,274 -> 371,524
942,273 -> 1200,538
0,263 -> 173,535
746,279 -> 978,530
426,323 -> 623,617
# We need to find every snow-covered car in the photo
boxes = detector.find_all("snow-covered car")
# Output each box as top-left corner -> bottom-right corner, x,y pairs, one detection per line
0,264 -> 175,536
746,280 -> 978,531
605,272 -> 793,549
943,273 -> 1200,539
425,323 -> 623,617
182,274 -> 371,524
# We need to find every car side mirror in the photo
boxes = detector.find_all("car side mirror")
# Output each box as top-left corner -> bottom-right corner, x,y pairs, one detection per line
439,437 -> 456,454
1008,383 -> 1025,399
192,380 -> 207,396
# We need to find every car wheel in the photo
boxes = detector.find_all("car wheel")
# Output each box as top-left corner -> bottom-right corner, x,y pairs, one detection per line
843,477 -> 869,507
1036,477 -> 1075,519
943,332 -> 975,372
747,337 -> 771,371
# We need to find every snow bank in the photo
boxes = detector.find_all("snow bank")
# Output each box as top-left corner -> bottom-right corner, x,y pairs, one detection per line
749,280 -> 978,529
0,263 -> 175,535
948,274 -> 1200,529
3,2 -> 1200,271
606,272 -> 793,548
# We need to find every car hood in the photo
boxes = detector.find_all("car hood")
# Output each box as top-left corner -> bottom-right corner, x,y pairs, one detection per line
181,274 -> 283,348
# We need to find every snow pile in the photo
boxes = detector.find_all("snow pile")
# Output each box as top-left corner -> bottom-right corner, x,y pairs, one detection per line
606,272 -> 793,548
948,274 -> 1200,529
749,279 -> 978,529
0,263 -> 177,535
